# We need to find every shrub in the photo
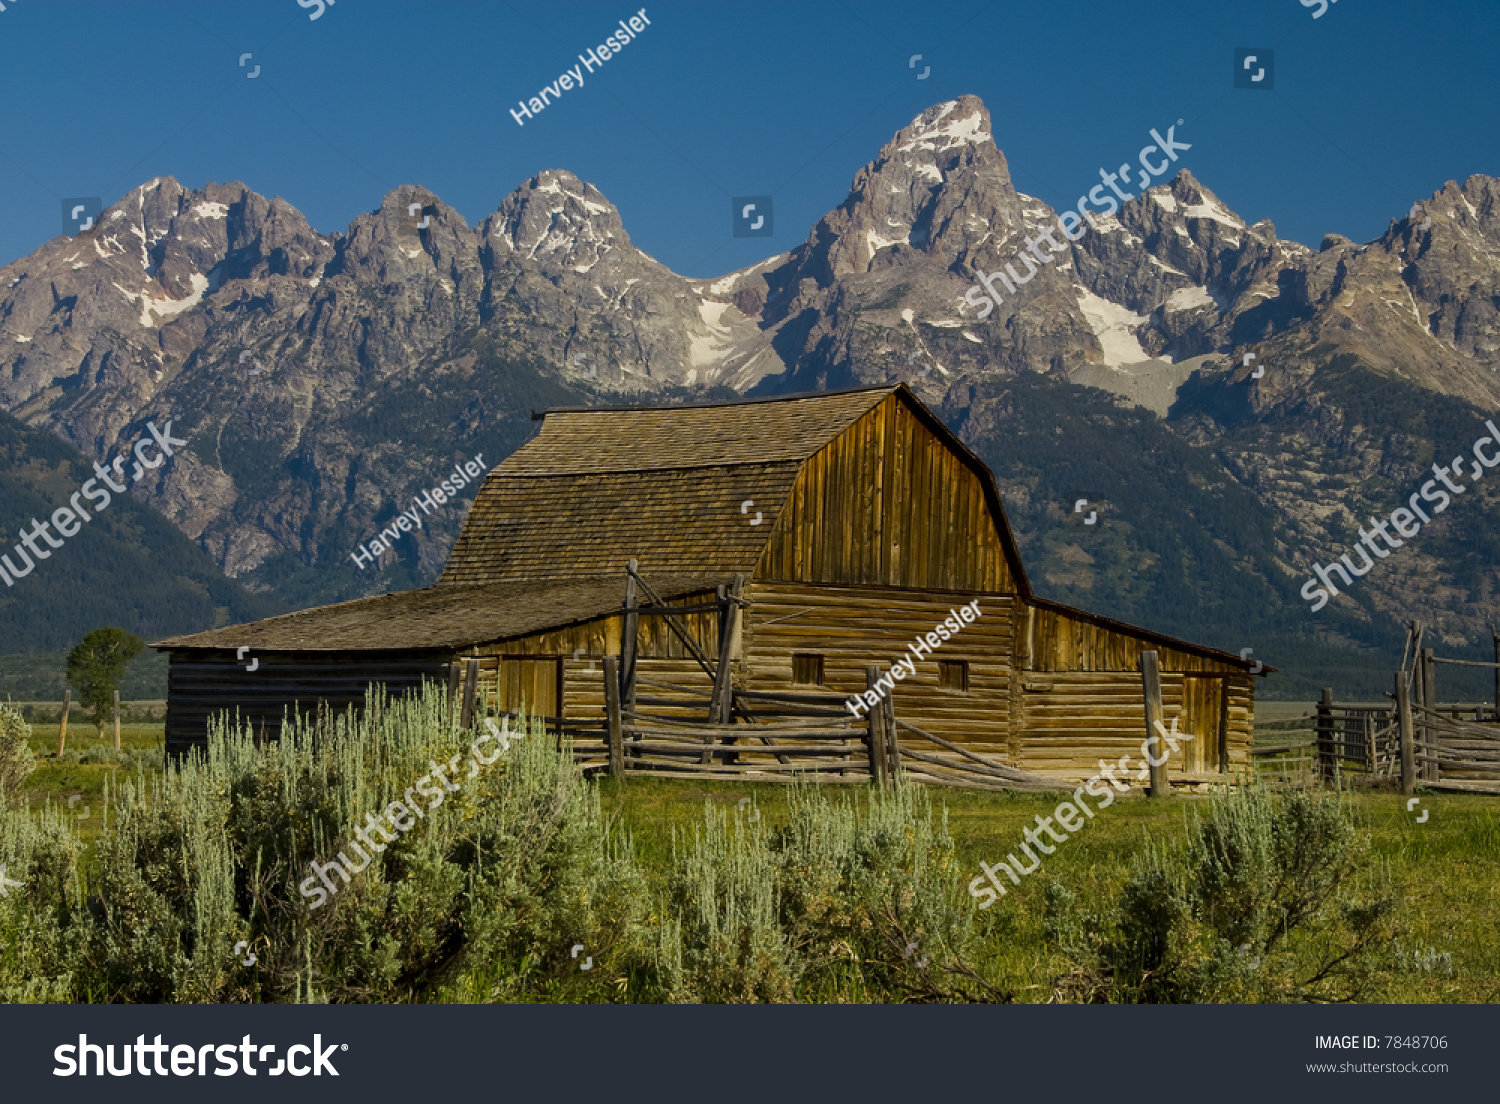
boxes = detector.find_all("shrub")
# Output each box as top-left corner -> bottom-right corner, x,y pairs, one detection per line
0,804 -> 84,1002
124,747 -> 163,773
0,703 -> 34,810
655,801 -> 801,1004
16,684 -> 649,1003
773,781 -> 998,1001
655,780 -> 1006,1003
438,721 -> 653,1003
1046,781 -> 1400,1003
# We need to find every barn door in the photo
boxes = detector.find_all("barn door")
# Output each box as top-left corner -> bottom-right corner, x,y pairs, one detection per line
1176,678 -> 1226,775
495,657 -> 563,721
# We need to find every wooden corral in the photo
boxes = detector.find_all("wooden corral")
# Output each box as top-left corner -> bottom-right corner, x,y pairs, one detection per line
158,384 -> 1265,783
1253,627 -> 1500,794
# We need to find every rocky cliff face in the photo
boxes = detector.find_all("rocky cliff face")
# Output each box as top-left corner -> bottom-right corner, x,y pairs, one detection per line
2,96 -> 1498,671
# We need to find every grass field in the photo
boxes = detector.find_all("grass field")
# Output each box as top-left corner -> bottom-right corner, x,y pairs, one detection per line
12,711 -> 1499,1003
590,777 -> 1500,1003
18,710 -> 165,841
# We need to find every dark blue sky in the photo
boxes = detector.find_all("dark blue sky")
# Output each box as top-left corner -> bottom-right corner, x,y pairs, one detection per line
1,0 -> 1495,277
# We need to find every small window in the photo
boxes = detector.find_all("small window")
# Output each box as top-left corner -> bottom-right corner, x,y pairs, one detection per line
938,659 -> 969,693
792,653 -> 824,686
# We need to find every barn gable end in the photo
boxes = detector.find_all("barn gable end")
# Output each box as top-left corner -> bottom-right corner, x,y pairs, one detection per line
755,392 -> 1019,593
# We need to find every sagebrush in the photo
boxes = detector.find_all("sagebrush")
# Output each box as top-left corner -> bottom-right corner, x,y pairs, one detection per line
1044,780 -> 1401,1003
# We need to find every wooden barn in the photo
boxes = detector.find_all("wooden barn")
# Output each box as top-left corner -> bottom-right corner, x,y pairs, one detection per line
157,384 -> 1264,786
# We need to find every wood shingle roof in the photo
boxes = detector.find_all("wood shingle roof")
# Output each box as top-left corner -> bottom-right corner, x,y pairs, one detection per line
440,386 -> 895,584
157,575 -> 722,652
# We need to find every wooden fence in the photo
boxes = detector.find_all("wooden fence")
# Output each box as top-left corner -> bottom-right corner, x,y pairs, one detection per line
1253,643 -> 1500,794
441,562 -> 1068,793
472,666 -> 1063,791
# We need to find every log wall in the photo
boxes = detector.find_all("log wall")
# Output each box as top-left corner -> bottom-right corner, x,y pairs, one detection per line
1010,600 -> 1254,779
164,649 -> 450,756
463,582 -> 1258,784
739,581 -> 1013,763
731,586 -> 1256,781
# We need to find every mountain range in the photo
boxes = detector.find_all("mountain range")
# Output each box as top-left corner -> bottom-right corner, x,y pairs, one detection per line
3,94 -> 1499,698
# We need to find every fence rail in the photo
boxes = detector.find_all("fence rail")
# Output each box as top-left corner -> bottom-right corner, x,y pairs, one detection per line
475,658 -> 1066,791
1254,662 -> 1500,792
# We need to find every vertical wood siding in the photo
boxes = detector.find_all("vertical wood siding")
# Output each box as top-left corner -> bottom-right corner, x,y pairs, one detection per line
756,395 -> 1016,593
468,592 -> 719,727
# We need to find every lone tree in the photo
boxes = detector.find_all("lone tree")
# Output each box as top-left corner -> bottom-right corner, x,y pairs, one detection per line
66,627 -> 144,739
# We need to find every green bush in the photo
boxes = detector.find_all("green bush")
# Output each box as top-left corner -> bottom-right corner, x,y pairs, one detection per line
3,685 -> 652,1003
124,747 -> 163,773
0,703 -> 34,810
1045,781 -> 1400,1003
655,801 -> 801,1004
0,804 -> 84,1002
655,780 -> 1005,1003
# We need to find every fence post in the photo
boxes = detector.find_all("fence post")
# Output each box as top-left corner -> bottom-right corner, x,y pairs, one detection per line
1315,688 -> 1334,784
622,560 -> 640,717
1395,673 -> 1415,796
1140,650 -> 1166,797
603,656 -> 624,779
1413,645 -> 1426,710
113,689 -> 122,751
865,667 -> 888,787
1492,628 -> 1499,721
446,663 -> 461,727
460,659 -> 479,729
882,692 -> 900,781
1412,650 -> 1426,776
708,574 -> 743,726
1421,648 -> 1437,781
56,689 -> 71,757
1217,679 -> 1231,774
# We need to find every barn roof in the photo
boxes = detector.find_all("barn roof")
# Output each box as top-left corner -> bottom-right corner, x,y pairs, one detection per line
440,385 -> 899,585
156,574 -> 720,652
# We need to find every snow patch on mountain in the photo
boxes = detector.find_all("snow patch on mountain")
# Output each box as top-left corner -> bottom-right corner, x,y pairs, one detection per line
1181,195 -> 1243,228
131,273 -> 210,327
896,101 -> 992,154
1166,285 -> 1216,313
1077,287 -> 1164,366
